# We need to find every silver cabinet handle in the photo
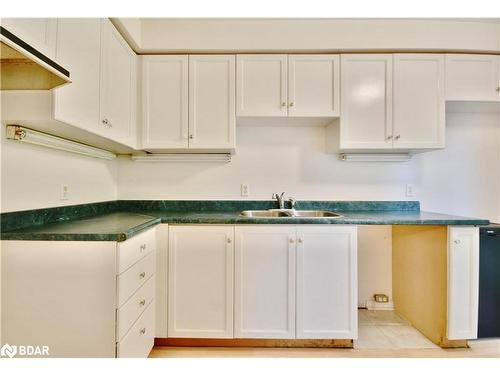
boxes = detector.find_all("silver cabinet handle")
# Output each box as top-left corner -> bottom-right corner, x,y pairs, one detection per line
395,135 -> 401,140
102,118 -> 112,128
386,135 -> 393,140
140,244 -> 146,251
454,239 -> 461,244
139,272 -> 146,279
140,328 -> 146,335
139,299 -> 146,307
282,102 -> 287,107
289,102 -> 294,107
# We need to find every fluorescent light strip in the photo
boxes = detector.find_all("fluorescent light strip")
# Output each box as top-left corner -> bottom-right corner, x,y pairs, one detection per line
131,154 -> 231,163
6,125 -> 116,160
340,153 -> 412,162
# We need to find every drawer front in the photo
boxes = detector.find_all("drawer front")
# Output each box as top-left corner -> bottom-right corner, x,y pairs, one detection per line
117,301 -> 155,358
118,252 -> 155,307
117,276 -> 155,341
117,227 -> 156,274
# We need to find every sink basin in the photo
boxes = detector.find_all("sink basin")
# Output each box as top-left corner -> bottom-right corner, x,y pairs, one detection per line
240,210 -> 292,217
293,210 -> 343,218
239,210 -> 342,218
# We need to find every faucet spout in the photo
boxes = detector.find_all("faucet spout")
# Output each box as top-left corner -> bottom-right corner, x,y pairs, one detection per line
272,192 -> 286,209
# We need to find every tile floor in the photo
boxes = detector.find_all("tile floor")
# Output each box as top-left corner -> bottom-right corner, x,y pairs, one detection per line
355,309 -> 439,349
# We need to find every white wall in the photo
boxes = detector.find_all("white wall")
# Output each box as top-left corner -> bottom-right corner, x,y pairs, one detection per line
0,125 -> 118,213
126,18 -> 500,53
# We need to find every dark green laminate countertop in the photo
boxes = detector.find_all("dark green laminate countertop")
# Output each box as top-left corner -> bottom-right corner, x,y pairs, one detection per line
0,207 -> 490,242
0,212 -> 161,242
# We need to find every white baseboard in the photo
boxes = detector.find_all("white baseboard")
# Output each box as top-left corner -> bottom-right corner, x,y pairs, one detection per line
365,300 -> 395,310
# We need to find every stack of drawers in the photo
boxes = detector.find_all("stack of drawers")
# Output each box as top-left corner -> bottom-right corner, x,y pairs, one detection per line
115,227 -> 156,357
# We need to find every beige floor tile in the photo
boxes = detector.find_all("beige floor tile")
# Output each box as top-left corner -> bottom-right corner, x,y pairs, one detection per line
380,325 -> 439,349
355,325 -> 393,349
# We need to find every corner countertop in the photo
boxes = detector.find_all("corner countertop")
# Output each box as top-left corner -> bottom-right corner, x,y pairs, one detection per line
0,202 -> 490,242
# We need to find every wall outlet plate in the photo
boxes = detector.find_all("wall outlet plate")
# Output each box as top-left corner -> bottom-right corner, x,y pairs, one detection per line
60,185 -> 69,200
406,184 -> 416,197
240,184 -> 249,197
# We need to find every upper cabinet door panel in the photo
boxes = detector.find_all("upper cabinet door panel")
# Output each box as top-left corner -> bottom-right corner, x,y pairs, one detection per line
236,55 -> 288,117
393,54 -> 445,149
1,18 -> 58,60
189,55 -> 235,149
288,55 -> 340,117
445,54 -> 500,102
340,54 -> 393,149
142,55 -> 189,149
53,18 -> 101,132
100,19 -> 135,146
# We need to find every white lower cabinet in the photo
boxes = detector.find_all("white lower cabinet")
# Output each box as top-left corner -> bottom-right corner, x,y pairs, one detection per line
168,226 -> 234,338
296,226 -> 358,339
234,226 -> 297,338
0,226 -> 157,358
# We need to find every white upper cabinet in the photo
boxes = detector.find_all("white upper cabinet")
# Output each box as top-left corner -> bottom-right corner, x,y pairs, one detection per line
237,55 -> 288,117
142,55 -> 235,150
168,226 -> 234,338
296,226 -> 358,339
445,54 -> 500,102
234,226 -> 296,339
237,54 -> 340,117
142,55 -> 189,149
1,18 -> 58,59
189,55 -> 236,149
53,19 -> 101,133
100,19 -> 137,147
340,54 -> 393,149
288,55 -> 340,117
393,54 -> 445,149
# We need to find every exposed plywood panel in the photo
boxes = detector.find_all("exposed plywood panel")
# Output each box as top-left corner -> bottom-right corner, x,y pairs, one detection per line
392,225 -> 464,347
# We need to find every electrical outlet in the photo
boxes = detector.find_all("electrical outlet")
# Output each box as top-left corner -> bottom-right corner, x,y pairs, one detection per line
406,184 -> 416,197
60,185 -> 69,200
240,184 -> 250,197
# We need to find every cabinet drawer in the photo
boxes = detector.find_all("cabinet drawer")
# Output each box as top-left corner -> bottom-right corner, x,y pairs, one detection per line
117,275 -> 155,342
117,227 -> 156,274
117,252 -> 155,307
117,301 -> 155,358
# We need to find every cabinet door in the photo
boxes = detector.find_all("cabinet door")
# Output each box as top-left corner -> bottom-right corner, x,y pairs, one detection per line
142,55 -> 189,149
188,55 -> 235,149
445,54 -> 499,102
447,226 -> 479,340
53,19 -> 101,132
393,54 -> 445,149
288,55 -> 340,117
234,226 -> 296,338
168,226 -> 234,338
100,19 -> 136,146
296,226 -> 358,339
340,54 -> 393,149
1,18 -> 57,59
236,55 -> 288,117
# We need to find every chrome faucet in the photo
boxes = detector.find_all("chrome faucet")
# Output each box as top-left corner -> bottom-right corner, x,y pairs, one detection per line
272,192 -> 286,209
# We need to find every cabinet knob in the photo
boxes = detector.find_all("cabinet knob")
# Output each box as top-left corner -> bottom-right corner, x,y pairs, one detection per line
298,238 -> 303,243
227,238 -> 232,244
454,239 -> 461,244
289,238 -> 295,244
139,299 -> 146,307
496,87 -> 500,92
282,102 -> 287,107
139,272 -> 146,279
140,244 -> 146,251
140,328 -> 146,335
289,102 -> 294,107
189,134 -> 194,139
386,135 -> 393,140
395,135 -> 401,140
102,118 -> 112,128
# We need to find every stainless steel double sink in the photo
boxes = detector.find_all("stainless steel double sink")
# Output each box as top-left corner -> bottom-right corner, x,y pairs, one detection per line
239,209 -> 342,218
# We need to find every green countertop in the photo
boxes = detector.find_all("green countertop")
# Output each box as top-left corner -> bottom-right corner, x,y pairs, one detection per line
0,205 -> 490,242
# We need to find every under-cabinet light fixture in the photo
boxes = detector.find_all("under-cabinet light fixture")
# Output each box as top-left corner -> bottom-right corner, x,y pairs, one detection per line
339,153 -> 412,162
6,125 -> 116,160
131,153 -> 232,163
